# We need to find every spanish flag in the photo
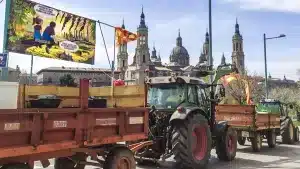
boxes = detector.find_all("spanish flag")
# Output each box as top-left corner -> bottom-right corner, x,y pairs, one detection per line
115,27 -> 139,46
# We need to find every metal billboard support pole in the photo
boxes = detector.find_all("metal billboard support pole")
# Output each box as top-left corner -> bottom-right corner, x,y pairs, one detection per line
1,0 -> 12,81
29,55 -> 33,85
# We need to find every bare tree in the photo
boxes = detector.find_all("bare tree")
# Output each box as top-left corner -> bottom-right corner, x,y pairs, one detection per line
219,70 -> 264,105
269,87 -> 300,105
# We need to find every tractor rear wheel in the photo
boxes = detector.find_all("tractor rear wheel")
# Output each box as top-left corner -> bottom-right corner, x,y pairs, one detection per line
237,136 -> 246,146
267,129 -> 276,148
171,114 -> 212,169
216,127 -> 237,161
281,118 -> 295,144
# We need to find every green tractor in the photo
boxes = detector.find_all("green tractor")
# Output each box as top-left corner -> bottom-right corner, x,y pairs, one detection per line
135,68 -> 237,169
257,99 -> 299,144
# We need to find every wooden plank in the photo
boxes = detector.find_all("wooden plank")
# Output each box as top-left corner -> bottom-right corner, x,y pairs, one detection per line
24,85 -> 145,108
25,86 -> 79,97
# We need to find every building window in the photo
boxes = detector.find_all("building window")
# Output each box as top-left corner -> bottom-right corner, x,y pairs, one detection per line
122,60 -> 125,67
143,55 -> 146,63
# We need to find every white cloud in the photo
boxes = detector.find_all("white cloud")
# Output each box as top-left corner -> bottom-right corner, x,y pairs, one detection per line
224,0 -> 300,13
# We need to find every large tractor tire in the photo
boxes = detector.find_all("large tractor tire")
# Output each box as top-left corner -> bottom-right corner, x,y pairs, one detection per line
267,129 -> 276,148
171,114 -> 212,169
294,127 -> 299,142
237,136 -> 246,146
281,118 -> 295,144
250,132 -> 262,152
216,127 -> 237,161
104,147 -> 136,169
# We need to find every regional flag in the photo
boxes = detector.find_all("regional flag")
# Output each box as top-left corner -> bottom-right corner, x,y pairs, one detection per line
115,27 -> 139,46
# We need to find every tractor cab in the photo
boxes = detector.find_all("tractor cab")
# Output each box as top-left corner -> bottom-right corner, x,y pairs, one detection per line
146,74 -> 210,112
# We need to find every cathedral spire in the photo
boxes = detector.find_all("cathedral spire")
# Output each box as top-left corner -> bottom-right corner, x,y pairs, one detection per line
121,18 -> 125,29
205,30 -> 209,43
139,6 -> 146,28
176,29 -> 182,46
221,53 -> 226,65
235,17 -> 240,34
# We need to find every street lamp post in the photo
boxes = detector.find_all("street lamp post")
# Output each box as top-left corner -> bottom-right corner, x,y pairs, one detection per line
263,33 -> 286,99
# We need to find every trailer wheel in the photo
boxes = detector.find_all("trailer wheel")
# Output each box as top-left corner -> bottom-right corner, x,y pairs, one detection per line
237,136 -> 246,145
104,147 -> 136,169
281,118 -> 295,144
250,133 -> 262,152
267,129 -> 276,148
1,163 -> 30,169
216,127 -> 237,161
171,114 -> 212,169
54,153 -> 87,169
294,127 -> 299,142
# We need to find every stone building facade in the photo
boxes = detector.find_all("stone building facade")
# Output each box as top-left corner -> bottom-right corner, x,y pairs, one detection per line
118,8 -> 246,85
36,67 -> 120,87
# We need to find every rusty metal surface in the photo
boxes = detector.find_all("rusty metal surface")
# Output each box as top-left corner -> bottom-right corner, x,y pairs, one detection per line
216,105 -> 280,131
0,79 -> 149,165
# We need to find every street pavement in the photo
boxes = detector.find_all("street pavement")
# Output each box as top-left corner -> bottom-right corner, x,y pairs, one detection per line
35,139 -> 300,169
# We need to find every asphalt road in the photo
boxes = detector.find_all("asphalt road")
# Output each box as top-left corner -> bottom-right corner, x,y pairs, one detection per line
36,139 -> 300,169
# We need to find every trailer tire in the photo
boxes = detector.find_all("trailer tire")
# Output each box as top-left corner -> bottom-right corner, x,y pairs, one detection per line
216,127 -> 237,161
54,153 -> 86,169
171,113 -> 211,169
250,133 -> 262,152
281,118 -> 295,144
104,147 -> 136,169
267,129 -> 276,148
1,164 -> 30,169
237,136 -> 246,146
295,127 -> 299,142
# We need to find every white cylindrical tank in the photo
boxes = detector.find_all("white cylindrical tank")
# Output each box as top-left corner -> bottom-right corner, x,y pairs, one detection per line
0,82 -> 19,109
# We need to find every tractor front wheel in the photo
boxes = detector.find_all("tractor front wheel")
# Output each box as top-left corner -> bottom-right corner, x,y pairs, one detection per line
216,127 -> 237,161
171,114 -> 212,169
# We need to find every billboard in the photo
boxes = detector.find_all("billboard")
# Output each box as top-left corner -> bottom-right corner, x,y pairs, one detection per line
0,53 -> 8,68
6,0 -> 96,64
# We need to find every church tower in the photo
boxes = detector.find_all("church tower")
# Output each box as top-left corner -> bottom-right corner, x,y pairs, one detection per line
117,19 -> 128,79
133,7 -> 151,84
203,31 -> 209,58
231,18 -> 245,73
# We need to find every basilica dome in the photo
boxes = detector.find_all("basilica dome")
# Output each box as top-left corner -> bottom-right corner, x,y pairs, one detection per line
169,30 -> 189,67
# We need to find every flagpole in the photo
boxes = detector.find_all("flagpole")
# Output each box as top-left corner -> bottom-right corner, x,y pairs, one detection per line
111,28 -> 116,86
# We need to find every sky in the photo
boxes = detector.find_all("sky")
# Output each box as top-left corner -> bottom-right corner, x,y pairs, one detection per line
0,0 -> 300,80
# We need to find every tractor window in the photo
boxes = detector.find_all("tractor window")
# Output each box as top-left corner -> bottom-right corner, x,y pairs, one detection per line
148,83 -> 185,109
188,85 -> 197,104
197,86 -> 207,106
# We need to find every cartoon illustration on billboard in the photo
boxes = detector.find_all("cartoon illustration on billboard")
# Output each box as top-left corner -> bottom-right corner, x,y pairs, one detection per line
6,0 -> 96,65
0,54 -> 7,68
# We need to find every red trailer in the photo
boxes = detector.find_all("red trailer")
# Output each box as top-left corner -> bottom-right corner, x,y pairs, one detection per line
0,79 -> 149,169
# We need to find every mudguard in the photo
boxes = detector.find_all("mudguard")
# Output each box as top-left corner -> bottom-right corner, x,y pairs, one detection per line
169,107 -> 208,123
214,121 -> 228,137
